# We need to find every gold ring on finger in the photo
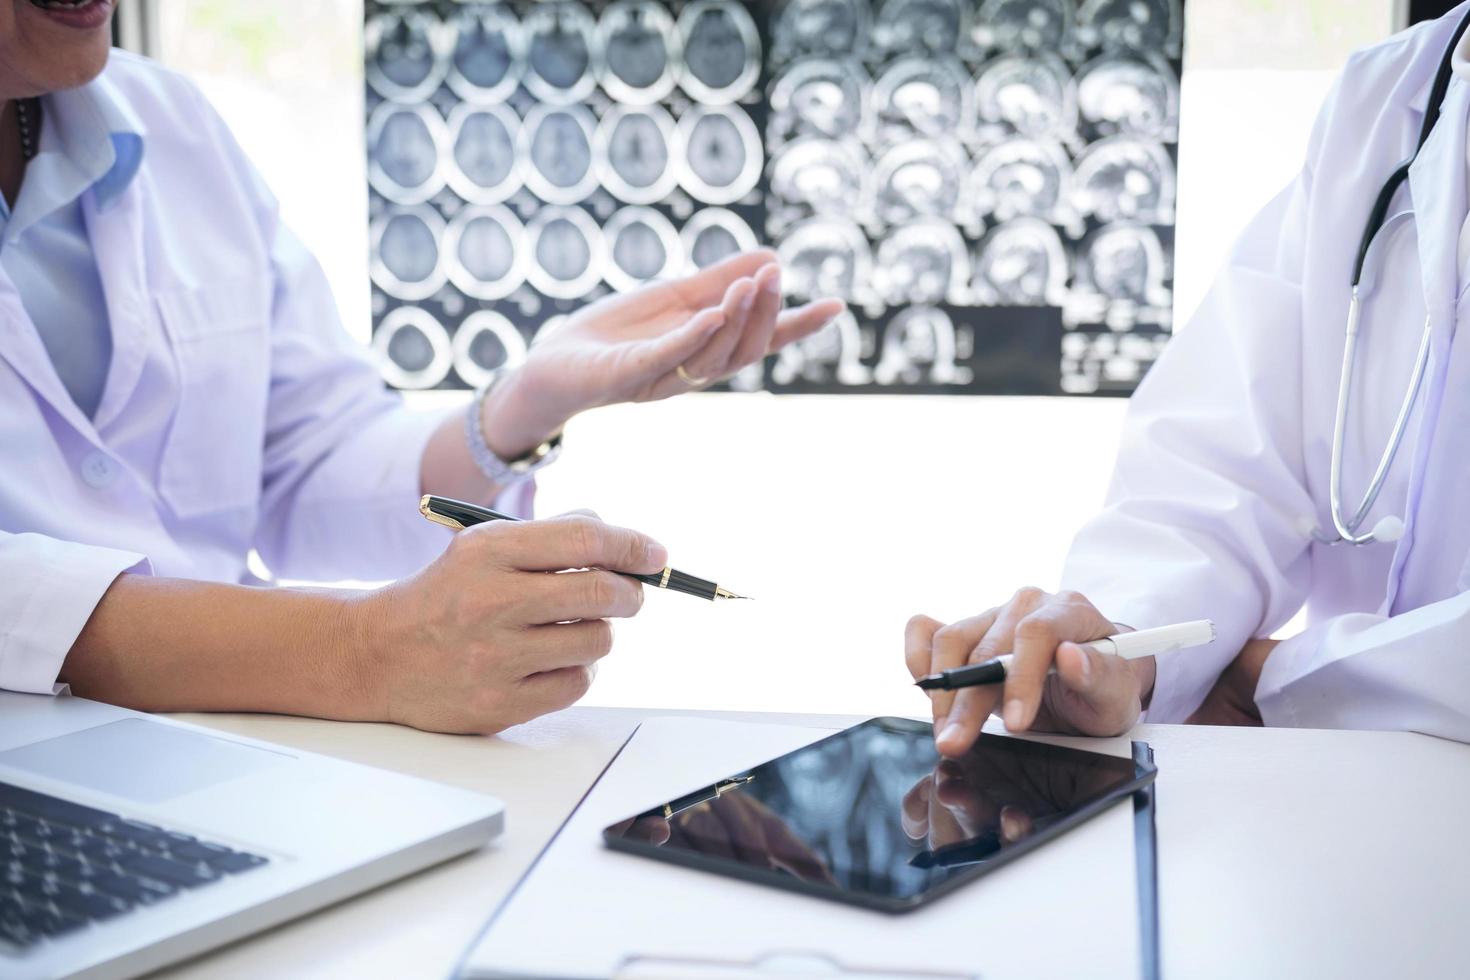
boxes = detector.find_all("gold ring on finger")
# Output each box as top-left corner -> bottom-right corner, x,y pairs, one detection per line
676,364 -> 710,387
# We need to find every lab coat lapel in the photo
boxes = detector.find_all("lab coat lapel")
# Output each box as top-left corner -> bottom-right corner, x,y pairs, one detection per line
1388,80 -> 1470,612
85,176 -> 149,434
1407,80 -> 1467,353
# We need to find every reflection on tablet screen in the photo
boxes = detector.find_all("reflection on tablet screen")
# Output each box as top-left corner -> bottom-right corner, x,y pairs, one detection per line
606,717 -> 1142,908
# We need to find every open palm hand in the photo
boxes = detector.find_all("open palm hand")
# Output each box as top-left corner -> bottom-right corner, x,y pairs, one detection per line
485,250 -> 845,455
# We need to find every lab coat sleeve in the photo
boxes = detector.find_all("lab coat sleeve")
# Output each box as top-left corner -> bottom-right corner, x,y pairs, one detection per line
184,88 -> 535,582
1255,592 -> 1470,743
1059,114 -> 1332,722
252,221 -> 539,582
0,532 -> 150,695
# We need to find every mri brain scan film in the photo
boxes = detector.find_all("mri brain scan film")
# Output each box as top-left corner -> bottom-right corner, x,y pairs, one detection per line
366,0 -> 1183,394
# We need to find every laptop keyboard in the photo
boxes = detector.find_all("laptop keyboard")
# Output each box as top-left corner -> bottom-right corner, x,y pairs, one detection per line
1,780 -> 269,952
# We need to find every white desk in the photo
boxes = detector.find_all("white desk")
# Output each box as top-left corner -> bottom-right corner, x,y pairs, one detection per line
148,709 -> 1470,980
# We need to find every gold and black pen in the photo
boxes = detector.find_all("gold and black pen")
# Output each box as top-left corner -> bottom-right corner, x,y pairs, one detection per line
419,495 -> 750,601
653,774 -> 754,820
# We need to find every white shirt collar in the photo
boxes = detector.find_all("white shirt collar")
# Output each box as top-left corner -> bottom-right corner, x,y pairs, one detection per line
1,64 -> 146,241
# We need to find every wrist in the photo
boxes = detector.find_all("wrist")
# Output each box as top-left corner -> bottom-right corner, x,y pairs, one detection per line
478,367 -> 570,461
332,588 -> 392,723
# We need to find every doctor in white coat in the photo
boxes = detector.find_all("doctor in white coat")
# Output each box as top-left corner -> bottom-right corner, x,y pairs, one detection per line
0,3 -> 843,733
908,5 -> 1470,753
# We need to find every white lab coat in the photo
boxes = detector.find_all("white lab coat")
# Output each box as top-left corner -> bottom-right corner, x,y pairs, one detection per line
1061,7 -> 1470,741
0,53 -> 529,695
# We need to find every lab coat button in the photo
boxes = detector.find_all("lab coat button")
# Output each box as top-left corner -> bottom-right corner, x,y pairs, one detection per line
80,451 -> 116,489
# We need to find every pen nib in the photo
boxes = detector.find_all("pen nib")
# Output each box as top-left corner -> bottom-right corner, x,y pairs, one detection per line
714,587 -> 751,601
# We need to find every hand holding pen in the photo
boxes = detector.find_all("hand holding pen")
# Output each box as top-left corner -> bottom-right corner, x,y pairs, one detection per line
906,588 -> 1214,755
346,511 -> 673,735
421,496 -> 748,601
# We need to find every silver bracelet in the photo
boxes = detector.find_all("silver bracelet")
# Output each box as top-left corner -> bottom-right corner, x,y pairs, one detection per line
464,372 -> 562,487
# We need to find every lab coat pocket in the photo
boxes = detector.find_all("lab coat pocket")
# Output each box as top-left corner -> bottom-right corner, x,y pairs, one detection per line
156,278 -> 271,520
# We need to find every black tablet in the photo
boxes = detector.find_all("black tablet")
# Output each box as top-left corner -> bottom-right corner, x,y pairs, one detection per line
603,716 -> 1156,913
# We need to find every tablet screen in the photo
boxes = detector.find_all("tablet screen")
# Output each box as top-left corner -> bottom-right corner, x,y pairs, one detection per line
604,717 -> 1149,911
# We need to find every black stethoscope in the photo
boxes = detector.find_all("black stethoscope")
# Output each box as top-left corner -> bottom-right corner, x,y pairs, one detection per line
1326,10 -> 1470,546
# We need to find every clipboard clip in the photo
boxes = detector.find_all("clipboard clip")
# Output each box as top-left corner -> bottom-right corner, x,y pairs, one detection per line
613,950 -> 978,979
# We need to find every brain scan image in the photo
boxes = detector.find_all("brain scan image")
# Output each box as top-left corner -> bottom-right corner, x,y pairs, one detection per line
1077,0 -> 1181,57
771,310 -> 872,386
448,104 -> 520,203
364,0 -> 1185,397
368,103 -> 444,203
521,105 -> 597,203
868,139 -> 965,226
970,138 -> 1072,224
678,1 -> 761,103
776,218 -> 873,301
526,207 -> 605,298
599,1 -> 679,103
595,106 -> 678,204
873,306 -> 966,386
1061,330 -> 1165,393
453,311 -> 529,388
446,5 -> 523,101
446,205 -> 524,300
386,323 -> 436,374
770,0 -> 867,65
872,57 -> 971,140
769,59 -> 868,143
1075,223 -> 1170,310
372,206 -> 445,301
366,11 -> 446,101
1076,54 -> 1179,140
604,207 -> 681,290
770,138 -> 866,218
1071,137 -> 1175,223
973,0 -> 1072,51
681,208 -> 758,271
524,2 -> 599,103
873,218 -> 969,306
975,54 -> 1077,140
374,307 -> 452,389
872,0 -> 964,55
972,218 -> 1069,306
678,106 -> 762,204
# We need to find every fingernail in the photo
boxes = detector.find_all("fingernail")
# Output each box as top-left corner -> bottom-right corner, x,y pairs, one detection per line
740,284 -> 758,311
1003,700 -> 1025,731
1076,647 -> 1092,682
646,541 -> 668,567
938,722 -> 963,746
761,267 -> 782,295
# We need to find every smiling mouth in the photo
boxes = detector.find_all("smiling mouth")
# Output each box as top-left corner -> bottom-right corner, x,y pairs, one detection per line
28,0 -> 106,9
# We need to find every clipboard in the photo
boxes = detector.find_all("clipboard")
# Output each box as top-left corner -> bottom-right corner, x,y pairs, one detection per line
457,718 -> 1159,980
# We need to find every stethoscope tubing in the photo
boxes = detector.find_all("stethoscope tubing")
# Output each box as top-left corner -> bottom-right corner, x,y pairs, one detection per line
1329,291 -> 1432,545
1327,9 -> 1470,547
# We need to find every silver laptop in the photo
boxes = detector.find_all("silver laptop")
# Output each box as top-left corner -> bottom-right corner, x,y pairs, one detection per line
0,692 -> 504,980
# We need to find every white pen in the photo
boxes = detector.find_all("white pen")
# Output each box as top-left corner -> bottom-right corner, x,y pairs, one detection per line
914,620 -> 1217,692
